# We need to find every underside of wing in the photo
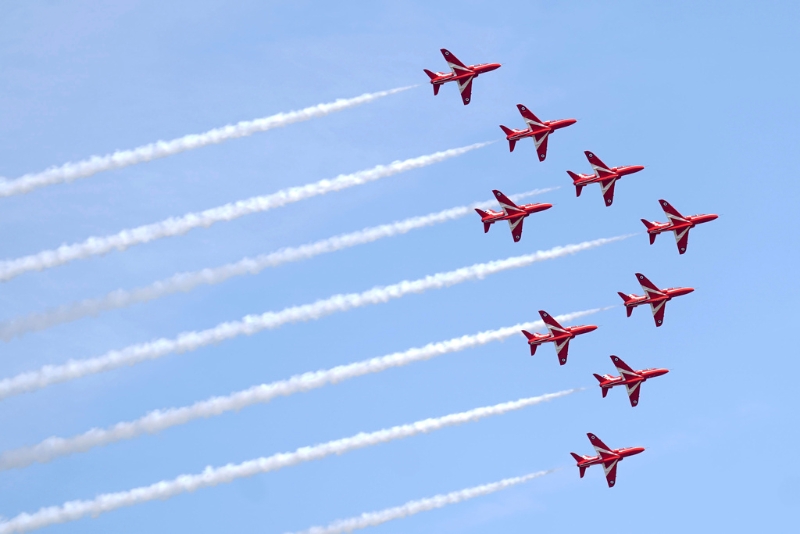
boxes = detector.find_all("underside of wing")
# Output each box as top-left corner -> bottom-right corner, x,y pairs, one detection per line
441,49 -> 471,75
508,216 -> 524,242
650,300 -> 667,327
554,338 -> 570,365
534,132 -> 549,162
626,381 -> 642,407
603,459 -> 619,487
674,227 -> 690,254
600,178 -> 617,206
458,76 -> 474,105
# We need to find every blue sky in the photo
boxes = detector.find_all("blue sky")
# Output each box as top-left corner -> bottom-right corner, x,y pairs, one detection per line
1,0 -> 799,532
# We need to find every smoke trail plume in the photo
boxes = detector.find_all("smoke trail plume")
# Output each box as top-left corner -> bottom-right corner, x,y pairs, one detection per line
0,86 -> 415,198
0,142 -> 489,283
0,308 -> 600,469
0,188 -> 556,340
287,470 -> 556,534
0,390 -> 577,533
0,236 -> 628,400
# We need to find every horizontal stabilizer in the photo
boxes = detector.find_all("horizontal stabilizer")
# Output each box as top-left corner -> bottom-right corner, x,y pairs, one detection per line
433,84 -> 440,96
499,125 -> 515,136
423,69 -> 438,80
593,373 -> 605,383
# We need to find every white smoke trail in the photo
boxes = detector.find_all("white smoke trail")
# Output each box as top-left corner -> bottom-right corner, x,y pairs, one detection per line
0,308 -> 600,470
0,236 -> 628,401
0,188 -> 556,340
0,390 -> 578,534
0,142 -> 489,283
287,470 -> 556,534
0,86 -> 415,198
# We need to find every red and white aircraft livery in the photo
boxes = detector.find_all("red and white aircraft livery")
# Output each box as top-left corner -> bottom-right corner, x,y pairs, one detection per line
593,355 -> 669,407
567,151 -> 645,206
641,199 -> 719,254
571,433 -> 645,488
423,49 -> 501,105
499,104 -> 577,161
520,310 -> 598,365
475,190 -> 552,242
618,273 -> 694,327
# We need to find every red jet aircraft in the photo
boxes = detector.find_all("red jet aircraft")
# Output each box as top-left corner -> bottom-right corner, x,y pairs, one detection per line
520,310 -> 598,365
499,104 -> 577,161
618,273 -> 694,327
475,190 -> 552,242
641,199 -> 719,254
567,151 -> 645,206
593,355 -> 669,407
571,433 -> 645,488
423,49 -> 501,105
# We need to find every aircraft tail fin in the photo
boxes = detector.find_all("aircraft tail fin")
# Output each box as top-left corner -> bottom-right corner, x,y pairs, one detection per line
423,69 -> 438,80
567,170 -> 583,197
618,292 -> 635,317
592,373 -> 605,383
570,453 -> 587,477
520,329 -> 534,341
641,220 -> 658,244
475,209 -> 492,233
499,126 -> 517,152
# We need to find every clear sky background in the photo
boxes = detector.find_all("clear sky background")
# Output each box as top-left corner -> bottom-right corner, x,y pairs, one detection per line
1,1 -> 798,532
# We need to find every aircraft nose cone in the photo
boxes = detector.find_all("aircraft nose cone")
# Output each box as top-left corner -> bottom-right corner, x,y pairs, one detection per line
563,118 -> 578,127
584,325 -> 598,333
685,287 -> 695,294
629,165 -> 646,174
630,447 -> 645,456
538,203 -> 554,211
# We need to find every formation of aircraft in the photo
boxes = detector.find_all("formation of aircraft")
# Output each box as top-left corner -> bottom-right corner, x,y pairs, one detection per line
641,199 -> 719,254
475,190 -> 552,242
425,48 -> 717,489
593,356 -> 669,407
571,433 -> 645,487
618,273 -> 694,327
499,104 -> 577,161
567,151 -> 645,206
423,49 -> 501,105
520,310 -> 597,365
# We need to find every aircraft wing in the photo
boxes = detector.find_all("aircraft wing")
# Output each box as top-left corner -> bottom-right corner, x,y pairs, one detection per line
585,151 -> 615,178
650,300 -> 667,327
440,49 -> 471,75
533,132 -> 549,162
508,216 -> 524,242
588,433 -> 615,459
659,199 -> 687,222
457,76 -> 474,105
493,190 -> 520,211
611,356 -> 637,378
553,337 -> 570,365
600,178 -> 617,206
603,459 -> 619,487
673,227 -> 690,254
626,381 -> 642,407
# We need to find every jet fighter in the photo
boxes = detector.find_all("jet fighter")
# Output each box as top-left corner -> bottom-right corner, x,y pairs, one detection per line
571,433 -> 645,488
475,190 -> 552,242
593,355 -> 669,407
499,104 -> 577,161
567,151 -> 644,206
423,49 -> 501,105
618,273 -> 694,327
641,199 -> 718,254
520,310 -> 597,365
